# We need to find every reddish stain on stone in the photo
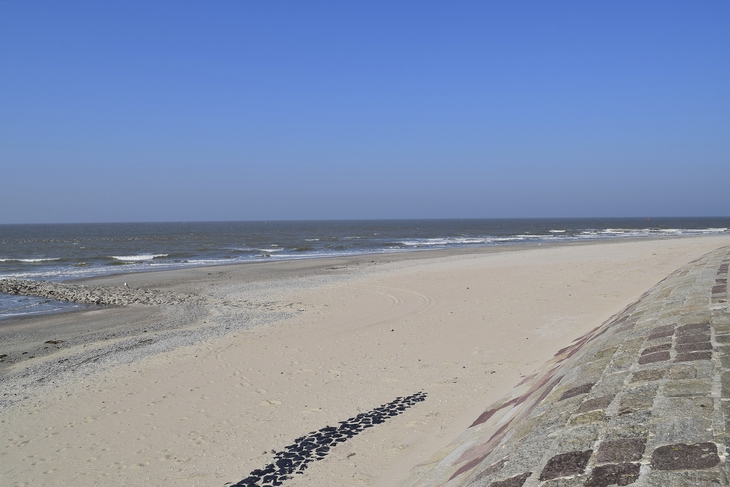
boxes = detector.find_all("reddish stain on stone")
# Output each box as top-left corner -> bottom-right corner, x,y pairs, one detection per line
488,472 -> 532,487
555,337 -> 592,361
675,351 -> 713,362
488,421 -> 513,443
676,342 -> 712,353
596,438 -> 646,463
539,450 -> 593,481
470,396 -> 521,428
521,376 -> 563,414
449,454 -> 486,481
470,407 -> 502,428
560,383 -> 595,401
638,351 -> 670,364
641,343 -> 671,355
516,373 -> 537,386
585,463 -> 640,487
651,442 -> 720,470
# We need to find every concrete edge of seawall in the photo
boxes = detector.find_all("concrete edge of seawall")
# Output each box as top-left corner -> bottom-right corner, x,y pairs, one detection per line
399,245 -> 730,487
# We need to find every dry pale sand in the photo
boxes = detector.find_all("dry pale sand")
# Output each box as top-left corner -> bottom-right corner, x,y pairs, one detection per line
2,236 -> 730,487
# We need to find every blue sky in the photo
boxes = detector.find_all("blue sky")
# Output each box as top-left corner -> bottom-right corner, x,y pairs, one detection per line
1,1 -> 728,223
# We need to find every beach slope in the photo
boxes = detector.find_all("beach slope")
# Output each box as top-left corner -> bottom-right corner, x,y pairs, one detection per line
1,236 -> 729,487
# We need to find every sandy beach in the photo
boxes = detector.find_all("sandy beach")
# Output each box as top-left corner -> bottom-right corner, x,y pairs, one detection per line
2,236 -> 730,487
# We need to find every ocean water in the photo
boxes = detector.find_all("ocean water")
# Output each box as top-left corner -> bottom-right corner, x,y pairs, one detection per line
1,218 -> 728,319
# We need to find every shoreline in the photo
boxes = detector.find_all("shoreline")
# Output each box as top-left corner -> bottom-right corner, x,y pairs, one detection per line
0,234 -> 713,318
2,235 -> 730,486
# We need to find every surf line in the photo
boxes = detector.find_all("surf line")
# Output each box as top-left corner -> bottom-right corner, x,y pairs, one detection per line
229,391 -> 427,487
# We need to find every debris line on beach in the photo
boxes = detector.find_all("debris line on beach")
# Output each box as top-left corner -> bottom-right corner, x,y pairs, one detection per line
231,391 -> 427,487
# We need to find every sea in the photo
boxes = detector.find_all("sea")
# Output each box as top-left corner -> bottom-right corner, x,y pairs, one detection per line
1,218 -> 728,320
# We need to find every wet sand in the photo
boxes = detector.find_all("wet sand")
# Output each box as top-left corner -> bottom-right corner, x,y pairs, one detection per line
2,236 -> 730,486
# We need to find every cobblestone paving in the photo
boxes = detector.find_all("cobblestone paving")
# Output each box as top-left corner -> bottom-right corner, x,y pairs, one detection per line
400,246 -> 730,487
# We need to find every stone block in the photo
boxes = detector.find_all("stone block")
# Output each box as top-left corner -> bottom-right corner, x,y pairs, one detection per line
646,467 -> 723,486
595,438 -> 646,463
584,463 -> 640,487
654,397 -> 714,419
538,450 -> 593,481
510,414 -> 542,443
577,395 -> 615,413
653,417 -> 713,445
609,352 -> 638,370
663,379 -> 711,397
540,476 -> 586,487
638,351 -> 670,365
575,361 -> 610,384
721,372 -> 730,398
676,333 -> 711,345
676,323 -> 711,336
676,342 -> 712,353
647,325 -> 675,340
675,351 -> 712,362
593,346 -> 619,361
553,425 -> 600,451
630,369 -> 666,383
719,347 -> 730,369
591,372 -> 630,396
619,337 -> 646,353
488,472 -> 531,487
712,321 -> 730,335
642,343 -> 672,355
618,385 -> 658,414
569,410 -> 605,426
650,442 -> 720,470
560,383 -> 594,401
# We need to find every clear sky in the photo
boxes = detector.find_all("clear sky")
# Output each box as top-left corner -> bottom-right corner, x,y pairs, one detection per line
1,1 -> 728,223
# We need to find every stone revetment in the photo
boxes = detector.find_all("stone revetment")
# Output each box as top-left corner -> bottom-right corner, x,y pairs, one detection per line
400,246 -> 730,487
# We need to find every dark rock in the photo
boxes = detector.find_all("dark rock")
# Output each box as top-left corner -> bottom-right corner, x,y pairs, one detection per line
585,463 -> 640,487
560,383 -> 595,401
641,343 -> 671,355
577,395 -> 615,413
651,442 -> 720,470
538,450 -> 592,481
638,351 -> 670,364
488,472 -> 531,487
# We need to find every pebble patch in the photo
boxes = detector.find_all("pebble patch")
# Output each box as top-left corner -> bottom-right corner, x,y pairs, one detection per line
0,278 -> 201,306
231,391 -> 427,487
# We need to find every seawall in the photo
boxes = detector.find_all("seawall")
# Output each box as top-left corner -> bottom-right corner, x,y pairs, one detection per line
400,245 -> 730,487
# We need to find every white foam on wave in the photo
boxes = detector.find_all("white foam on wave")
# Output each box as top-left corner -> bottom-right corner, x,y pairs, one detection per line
549,229 -> 566,233
0,257 -> 61,263
399,237 -> 490,247
110,254 -> 168,261
257,248 -> 284,253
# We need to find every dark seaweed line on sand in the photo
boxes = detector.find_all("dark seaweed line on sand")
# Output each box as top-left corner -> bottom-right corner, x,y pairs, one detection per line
229,391 -> 427,487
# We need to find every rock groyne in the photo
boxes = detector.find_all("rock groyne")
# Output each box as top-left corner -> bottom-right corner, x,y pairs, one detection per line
0,278 -> 201,306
